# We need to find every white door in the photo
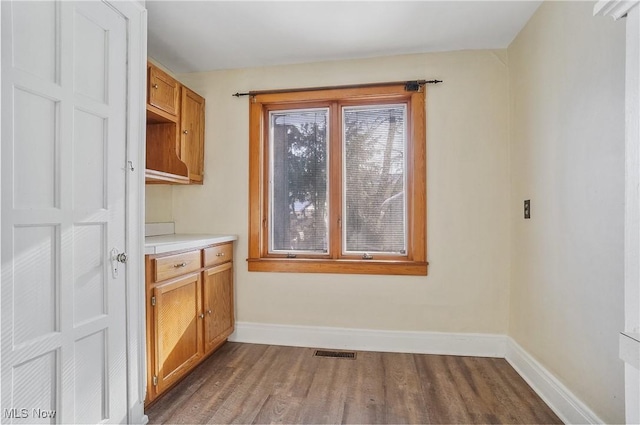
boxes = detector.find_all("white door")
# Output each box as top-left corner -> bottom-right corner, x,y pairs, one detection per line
1,1 -> 130,423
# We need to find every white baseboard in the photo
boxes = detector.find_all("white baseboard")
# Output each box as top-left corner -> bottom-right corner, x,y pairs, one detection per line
229,321 -> 507,358
505,337 -> 604,424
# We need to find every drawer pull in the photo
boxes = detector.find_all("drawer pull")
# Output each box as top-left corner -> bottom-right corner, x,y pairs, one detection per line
174,262 -> 187,268
152,83 -> 159,89
207,309 -> 212,315
216,252 -> 225,257
198,313 -> 205,319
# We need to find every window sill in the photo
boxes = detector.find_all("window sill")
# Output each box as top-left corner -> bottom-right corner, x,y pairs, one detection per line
246,258 -> 428,276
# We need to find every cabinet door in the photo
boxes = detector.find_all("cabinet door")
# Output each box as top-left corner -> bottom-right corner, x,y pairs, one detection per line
203,262 -> 234,353
153,273 -> 203,395
149,63 -> 180,116
180,87 -> 205,183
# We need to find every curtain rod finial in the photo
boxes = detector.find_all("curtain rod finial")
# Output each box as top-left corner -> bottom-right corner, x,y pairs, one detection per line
405,80 -> 443,92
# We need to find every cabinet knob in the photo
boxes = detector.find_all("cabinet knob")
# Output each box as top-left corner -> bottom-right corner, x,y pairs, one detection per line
216,252 -> 225,257
183,130 -> 188,135
153,84 -> 159,89
207,309 -> 212,315
199,313 -> 205,319
174,262 -> 187,268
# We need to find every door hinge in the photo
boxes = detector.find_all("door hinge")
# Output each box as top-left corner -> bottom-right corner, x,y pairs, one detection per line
152,376 -> 158,386
151,296 -> 156,306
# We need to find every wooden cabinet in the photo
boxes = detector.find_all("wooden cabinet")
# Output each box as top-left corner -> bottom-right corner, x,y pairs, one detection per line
148,65 -> 180,117
145,61 -> 205,185
152,273 -> 203,395
145,242 -> 234,404
180,88 -> 205,183
203,262 -> 234,353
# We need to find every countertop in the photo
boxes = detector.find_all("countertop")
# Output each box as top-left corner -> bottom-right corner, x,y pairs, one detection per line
145,233 -> 238,255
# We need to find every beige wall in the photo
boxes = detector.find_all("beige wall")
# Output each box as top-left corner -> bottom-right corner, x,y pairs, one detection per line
145,50 -> 512,333
145,185 -> 173,223
508,1 -> 625,423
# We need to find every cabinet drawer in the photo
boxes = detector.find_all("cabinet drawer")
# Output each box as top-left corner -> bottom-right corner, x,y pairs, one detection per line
204,243 -> 233,267
154,250 -> 201,282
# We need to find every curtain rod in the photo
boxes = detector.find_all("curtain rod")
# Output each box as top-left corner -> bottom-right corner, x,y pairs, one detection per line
231,79 -> 443,98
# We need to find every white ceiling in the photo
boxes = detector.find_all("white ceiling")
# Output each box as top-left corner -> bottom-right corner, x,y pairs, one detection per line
147,1 -> 542,74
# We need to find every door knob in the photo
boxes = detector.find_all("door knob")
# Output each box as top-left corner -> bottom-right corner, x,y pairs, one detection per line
110,248 -> 127,278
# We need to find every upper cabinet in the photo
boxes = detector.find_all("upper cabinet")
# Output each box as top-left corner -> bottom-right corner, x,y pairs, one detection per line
180,88 -> 205,184
148,65 -> 180,117
145,62 -> 205,185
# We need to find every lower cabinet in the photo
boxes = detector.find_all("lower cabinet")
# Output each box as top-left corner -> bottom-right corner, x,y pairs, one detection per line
153,273 -> 203,395
145,242 -> 234,405
203,262 -> 234,353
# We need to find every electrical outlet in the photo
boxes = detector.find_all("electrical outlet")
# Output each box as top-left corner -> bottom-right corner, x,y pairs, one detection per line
524,200 -> 531,219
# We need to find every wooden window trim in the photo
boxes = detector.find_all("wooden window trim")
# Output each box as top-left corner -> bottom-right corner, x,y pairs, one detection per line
248,84 -> 428,275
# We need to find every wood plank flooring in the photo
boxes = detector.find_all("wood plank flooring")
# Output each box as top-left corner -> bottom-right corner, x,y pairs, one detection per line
145,342 -> 562,424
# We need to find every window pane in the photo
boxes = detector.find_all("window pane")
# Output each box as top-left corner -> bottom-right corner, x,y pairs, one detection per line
343,105 -> 407,255
269,109 -> 329,253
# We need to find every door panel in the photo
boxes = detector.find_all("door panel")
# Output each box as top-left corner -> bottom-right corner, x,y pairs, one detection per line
203,262 -> 234,353
74,331 -> 108,424
11,352 -> 58,424
1,1 -> 129,423
12,225 -> 58,347
12,88 -> 58,209
73,223 -> 107,326
73,109 -> 107,210
11,1 -> 57,83
73,9 -> 108,103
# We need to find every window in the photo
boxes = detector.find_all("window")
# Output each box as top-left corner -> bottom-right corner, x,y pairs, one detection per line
248,83 -> 427,275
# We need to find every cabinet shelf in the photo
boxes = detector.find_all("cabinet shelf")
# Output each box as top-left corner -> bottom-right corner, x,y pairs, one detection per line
147,104 -> 178,124
145,118 -> 189,184
144,169 -> 189,184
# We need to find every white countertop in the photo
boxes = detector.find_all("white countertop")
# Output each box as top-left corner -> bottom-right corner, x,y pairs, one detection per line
145,233 -> 238,255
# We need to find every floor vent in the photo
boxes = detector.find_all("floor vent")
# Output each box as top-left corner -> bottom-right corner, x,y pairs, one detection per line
313,350 -> 356,359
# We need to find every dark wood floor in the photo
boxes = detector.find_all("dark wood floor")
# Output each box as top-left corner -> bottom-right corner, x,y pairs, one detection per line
146,342 -> 562,424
